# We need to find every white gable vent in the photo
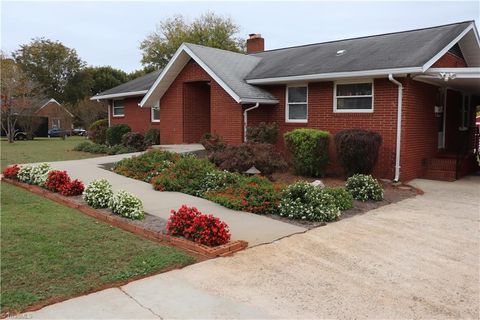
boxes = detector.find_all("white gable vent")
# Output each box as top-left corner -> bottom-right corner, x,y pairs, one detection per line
336,49 -> 347,56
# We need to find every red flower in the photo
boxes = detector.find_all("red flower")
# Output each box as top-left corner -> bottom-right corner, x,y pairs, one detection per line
2,165 -> 20,179
59,179 -> 85,196
45,170 -> 71,192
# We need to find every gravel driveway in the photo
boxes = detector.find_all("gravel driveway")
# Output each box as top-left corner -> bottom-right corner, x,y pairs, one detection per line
26,176 -> 480,319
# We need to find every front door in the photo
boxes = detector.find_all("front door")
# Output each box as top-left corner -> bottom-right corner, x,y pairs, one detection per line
437,89 -> 446,149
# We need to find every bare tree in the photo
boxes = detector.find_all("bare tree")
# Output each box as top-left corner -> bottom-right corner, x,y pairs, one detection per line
1,53 -> 44,142
74,97 -> 108,129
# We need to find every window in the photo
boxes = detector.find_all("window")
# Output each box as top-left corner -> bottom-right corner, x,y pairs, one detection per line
151,101 -> 160,122
112,100 -> 124,117
286,85 -> 308,122
52,118 -> 60,129
334,81 -> 373,112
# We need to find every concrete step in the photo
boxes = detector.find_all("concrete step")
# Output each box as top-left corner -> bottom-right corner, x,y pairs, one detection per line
423,169 -> 456,182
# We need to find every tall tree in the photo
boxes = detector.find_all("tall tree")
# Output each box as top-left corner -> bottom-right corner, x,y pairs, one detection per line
86,66 -> 128,95
13,38 -> 85,104
1,53 -> 44,143
140,12 -> 245,69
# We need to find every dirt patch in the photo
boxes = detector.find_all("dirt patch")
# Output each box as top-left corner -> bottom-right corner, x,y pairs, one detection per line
269,170 -> 419,229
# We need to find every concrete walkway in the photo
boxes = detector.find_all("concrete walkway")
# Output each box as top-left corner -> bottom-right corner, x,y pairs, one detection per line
40,148 -> 305,246
24,176 -> 480,319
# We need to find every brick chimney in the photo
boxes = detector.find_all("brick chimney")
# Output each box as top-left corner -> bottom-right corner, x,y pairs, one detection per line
246,33 -> 264,54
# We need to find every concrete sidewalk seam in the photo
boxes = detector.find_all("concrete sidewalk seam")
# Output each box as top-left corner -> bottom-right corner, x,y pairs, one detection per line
119,287 -> 163,319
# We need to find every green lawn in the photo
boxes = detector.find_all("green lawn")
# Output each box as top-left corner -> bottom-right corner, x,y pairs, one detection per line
0,137 -> 196,315
1,136 -> 99,169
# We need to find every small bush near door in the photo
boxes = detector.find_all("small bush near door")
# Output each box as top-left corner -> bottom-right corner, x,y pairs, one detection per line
144,128 -> 160,146
121,132 -> 145,151
334,129 -> 382,176
106,124 -> 131,146
284,129 -> 330,177
88,119 -> 108,144
246,122 -> 279,144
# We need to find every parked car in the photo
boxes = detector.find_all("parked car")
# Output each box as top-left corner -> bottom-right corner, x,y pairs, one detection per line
72,128 -> 87,136
48,128 -> 70,138
13,130 -> 28,140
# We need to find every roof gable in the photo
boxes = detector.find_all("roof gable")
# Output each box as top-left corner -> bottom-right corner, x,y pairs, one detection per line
140,43 -> 278,107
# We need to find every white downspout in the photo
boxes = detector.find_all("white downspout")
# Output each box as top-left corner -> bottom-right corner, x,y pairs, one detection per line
388,74 -> 403,182
243,102 -> 259,142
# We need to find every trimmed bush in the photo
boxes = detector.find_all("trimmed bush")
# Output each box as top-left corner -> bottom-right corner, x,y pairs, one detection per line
122,132 -> 145,151
60,179 -> 85,196
74,141 -> 108,154
345,174 -> 384,202
109,190 -> 144,219
284,129 -> 330,177
246,122 -> 279,144
144,128 -> 160,146
200,133 -> 226,153
322,187 -> 354,211
204,175 -> 283,215
83,179 -> 113,208
2,165 -> 20,179
88,119 -> 108,144
106,124 -> 131,146
166,205 -> 230,246
114,150 -> 179,182
197,170 -> 240,196
210,142 -> 287,176
279,182 -> 341,221
152,155 -> 217,195
45,170 -> 71,192
334,129 -> 382,176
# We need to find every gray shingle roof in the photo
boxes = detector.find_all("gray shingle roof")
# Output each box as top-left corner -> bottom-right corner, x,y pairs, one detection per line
184,43 -> 277,102
94,69 -> 162,97
246,21 -> 472,80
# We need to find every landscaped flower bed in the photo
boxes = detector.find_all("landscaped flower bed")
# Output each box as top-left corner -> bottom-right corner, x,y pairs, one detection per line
112,150 -> 385,223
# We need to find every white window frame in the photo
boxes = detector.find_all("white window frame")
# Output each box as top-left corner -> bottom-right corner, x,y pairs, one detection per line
52,118 -> 60,129
285,84 -> 308,123
151,100 -> 160,123
334,80 -> 374,113
112,99 -> 125,117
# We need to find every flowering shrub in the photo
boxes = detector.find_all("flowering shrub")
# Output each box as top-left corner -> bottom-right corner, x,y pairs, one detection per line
30,163 -> 51,186
166,205 -> 230,246
17,165 -> 34,183
197,170 -> 240,196
279,182 -> 340,221
83,179 -> 113,208
45,170 -> 71,192
166,205 -> 201,237
60,179 -> 85,196
109,190 -> 144,219
321,187 -> 354,211
188,214 -> 231,246
2,164 -> 20,179
114,150 -> 179,182
345,174 -> 384,201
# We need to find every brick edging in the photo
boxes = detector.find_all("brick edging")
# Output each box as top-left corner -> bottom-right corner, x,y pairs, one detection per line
2,178 -> 248,258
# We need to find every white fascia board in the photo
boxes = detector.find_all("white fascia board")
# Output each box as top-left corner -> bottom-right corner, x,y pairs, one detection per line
90,90 -> 148,100
38,98 -> 60,110
426,67 -> 480,76
245,68 -> 421,85
422,23 -> 475,71
140,45 -> 187,107
240,98 -> 278,104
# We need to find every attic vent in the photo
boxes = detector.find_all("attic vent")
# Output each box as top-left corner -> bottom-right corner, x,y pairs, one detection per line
336,49 -> 347,56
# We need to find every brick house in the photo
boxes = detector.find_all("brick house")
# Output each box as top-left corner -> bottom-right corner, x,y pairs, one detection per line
92,21 -> 480,182
36,98 -> 74,131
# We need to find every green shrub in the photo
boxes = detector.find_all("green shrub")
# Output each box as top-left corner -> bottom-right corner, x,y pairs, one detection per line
322,187 -> 354,210
107,144 -> 136,155
345,174 -> 384,202
246,122 -> 279,144
109,190 -> 144,220
106,124 -> 131,146
204,175 -> 283,215
152,155 -> 217,195
114,150 -> 179,182
284,129 -> 330,177
121,132 -> 145,151
88,119 -> 108,144
74,141 -> 108,154
73,141 -> 92,151
200,133 -> 226,153
144,128 -> 160,146
83,179 -> 113,208
209,142 -> 287,176
334,129 -> 382,176
279,182 -> 340,221
197,170 -> 241,196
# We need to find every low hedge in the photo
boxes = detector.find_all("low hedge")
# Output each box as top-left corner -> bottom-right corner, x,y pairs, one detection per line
246,122 -> 278,144
106,124 -> 131,146
144,128 -> 160,146
74,141 -> 136,155
88,119 -> 108,144
284,128 -> 330,177
121,132 -> 145,151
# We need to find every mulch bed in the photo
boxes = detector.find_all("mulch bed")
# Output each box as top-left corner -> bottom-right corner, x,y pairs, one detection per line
269,171 -> 421,229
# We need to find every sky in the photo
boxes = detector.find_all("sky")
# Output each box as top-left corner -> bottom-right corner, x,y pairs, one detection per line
1,1 -> 479,73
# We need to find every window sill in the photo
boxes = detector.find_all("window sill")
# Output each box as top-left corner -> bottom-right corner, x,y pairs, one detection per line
151,120 -> 160,123
112,115 -> 125,118
285,119 -> 308,124
333,109 -> 373,114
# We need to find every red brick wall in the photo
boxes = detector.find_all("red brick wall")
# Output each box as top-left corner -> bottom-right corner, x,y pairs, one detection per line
159,60 -> 243,145
183,82 -> 211,143
109,97 -> 160,133
431,52 -> 467,68
36,102 -> 73,130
